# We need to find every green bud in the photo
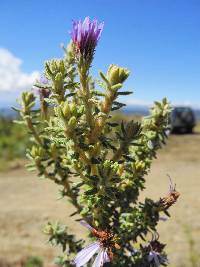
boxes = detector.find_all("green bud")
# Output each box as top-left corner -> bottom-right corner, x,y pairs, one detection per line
43,223 -> 53,235
68,116 -> 77,128
55,72 -> 63,83
45,59 -> 65,80
112,162 -> 120,173
54,72 -> 64,94
70,102 -> 77,115
107,64 -> 130,86
103,160 -> 111,169
30,146 -> 37,157
145,130 -> 157,140
62,101 -> 70,117
21,92 -> 36,109
30,146 -> 44,164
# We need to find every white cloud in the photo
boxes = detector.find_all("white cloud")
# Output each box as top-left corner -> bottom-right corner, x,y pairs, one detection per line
0,48 -> 39,92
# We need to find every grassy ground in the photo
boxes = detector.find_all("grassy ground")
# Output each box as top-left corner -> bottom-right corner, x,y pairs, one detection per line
0,127 -> 200,266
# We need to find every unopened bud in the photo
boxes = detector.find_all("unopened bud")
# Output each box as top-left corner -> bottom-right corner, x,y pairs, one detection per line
45,59 -> 65,80
70,102 -> 77,115
62,102 -> 70,117
21,92 -> 36,110
135,161 -> 145,171
107,64 -> 130,86
117,164 -> 124,176
68,116 -> 77,127
43,223 -> 54,235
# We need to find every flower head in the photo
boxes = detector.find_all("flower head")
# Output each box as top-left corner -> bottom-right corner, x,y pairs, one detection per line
145,239 -> 168,267
148,250 -> 168,267
70,17 -> 104,65
73,221 -> 119,267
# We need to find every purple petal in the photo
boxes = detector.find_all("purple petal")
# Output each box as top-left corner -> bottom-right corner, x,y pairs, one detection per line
92,248 -> 104,267
160,255 -> 168,264
38,76 -> 49,84
80,220 -> 94,231
159,216 -> 168,222
82,17 -> 90,33
148,251 -> 154,262
103,250 -> 110,263
32,76 -> 51,98
74,242 -> 100,267
148,251 -> 161,266
70,16 -> 104,63
153,253 -> 161,266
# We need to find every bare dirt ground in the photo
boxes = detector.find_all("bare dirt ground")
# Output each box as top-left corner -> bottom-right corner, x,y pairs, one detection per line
0,129 -> 200,266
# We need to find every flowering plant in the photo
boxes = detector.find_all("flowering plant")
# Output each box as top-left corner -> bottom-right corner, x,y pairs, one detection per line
15,17 -> 179,267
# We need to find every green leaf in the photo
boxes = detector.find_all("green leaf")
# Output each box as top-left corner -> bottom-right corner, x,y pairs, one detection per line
117,91 -> 133,96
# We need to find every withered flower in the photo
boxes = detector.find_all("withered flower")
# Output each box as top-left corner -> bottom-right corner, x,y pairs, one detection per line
158,177 -> 180,211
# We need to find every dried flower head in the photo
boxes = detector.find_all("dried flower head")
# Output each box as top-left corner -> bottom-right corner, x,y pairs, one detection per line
158,177 -> 180,211
74,221 -> 120,267
70,17 -> 104,65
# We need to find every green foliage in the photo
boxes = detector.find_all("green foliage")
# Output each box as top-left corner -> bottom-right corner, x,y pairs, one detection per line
44,222 -> 84,253
0,116 -> 28,169
16,27 -> 178,267
23,256 -> 43,267
183,225 -> 200,267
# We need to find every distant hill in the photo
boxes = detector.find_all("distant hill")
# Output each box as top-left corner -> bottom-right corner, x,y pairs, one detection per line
123,104 -> 150,116
0,107 -> 17,118
123,105 -> 200,120
1,105 -> 200,120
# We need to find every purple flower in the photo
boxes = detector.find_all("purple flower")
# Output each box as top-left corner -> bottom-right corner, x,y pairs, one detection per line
148,251 -> 168,266
70,17 -> 104,64
73,221 -> 113,267
33,76 -> 51,99
146,240 -> 169,267
74,242 -> 110,267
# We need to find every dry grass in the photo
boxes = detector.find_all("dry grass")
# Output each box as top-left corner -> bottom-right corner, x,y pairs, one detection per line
0,126 -> 200,266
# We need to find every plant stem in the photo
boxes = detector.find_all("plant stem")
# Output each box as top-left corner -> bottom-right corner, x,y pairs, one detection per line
79,66 -> 93,130
25,117 -> 43,146
26,114 -> 82,213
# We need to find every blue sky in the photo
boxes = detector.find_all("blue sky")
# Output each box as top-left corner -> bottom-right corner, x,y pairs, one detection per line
0,0 -> 200,107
